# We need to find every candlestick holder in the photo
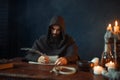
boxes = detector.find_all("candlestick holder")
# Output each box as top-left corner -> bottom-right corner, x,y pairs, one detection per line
102,20 -> 120,70
113,36 -> 120,70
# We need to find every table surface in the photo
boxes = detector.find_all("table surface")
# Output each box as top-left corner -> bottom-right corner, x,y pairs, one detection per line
0,58 -> 108,80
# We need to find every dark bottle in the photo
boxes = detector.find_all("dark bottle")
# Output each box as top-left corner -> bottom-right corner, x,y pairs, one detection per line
100,51 -> 114,67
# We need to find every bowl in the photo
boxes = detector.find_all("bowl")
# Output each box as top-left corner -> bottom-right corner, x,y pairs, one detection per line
77,60 -> 94,71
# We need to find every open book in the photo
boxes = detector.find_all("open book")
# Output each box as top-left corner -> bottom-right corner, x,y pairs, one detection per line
28,61 -> 55,65
28,55 -> 58,65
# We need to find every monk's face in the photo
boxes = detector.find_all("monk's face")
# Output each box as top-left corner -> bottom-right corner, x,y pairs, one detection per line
51,25 -> 61,38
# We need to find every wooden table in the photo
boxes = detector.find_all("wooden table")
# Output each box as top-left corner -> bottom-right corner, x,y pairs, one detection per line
0,58 -> 108,80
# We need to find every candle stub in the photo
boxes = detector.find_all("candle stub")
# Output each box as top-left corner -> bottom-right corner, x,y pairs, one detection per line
93,66 -> 103,75
105,61 -> 115,69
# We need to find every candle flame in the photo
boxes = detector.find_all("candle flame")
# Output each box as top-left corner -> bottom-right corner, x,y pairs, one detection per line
108,24 -> 111,27
114,21 -> 119,33
115,20 -> 118,26
107,24 -> 112,31
109,61 -> 113,64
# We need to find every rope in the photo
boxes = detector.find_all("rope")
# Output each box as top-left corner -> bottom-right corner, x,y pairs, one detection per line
50,66 -> 77,75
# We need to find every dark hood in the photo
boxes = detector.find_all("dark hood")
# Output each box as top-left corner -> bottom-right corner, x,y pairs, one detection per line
47,16 -> 66,48
47,16 -> 66,40
49,16 -> 65,33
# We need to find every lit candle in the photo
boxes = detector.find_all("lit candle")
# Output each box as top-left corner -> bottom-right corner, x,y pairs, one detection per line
107,24 -> 112,31
93,66 -> 103,75
114,20 -> 119,33
105,61 -> 115,69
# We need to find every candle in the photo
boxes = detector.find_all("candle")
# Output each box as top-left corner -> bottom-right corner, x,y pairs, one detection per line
107,24 -> 112,31
93,66 -> 103,75
105,61 -> 115,69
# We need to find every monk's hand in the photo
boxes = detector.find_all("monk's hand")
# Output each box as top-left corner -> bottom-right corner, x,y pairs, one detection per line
38,55 -> 50,64
55,57 -> 67,65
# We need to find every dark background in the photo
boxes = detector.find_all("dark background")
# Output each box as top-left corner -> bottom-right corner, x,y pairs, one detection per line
0,0 -> 120,60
